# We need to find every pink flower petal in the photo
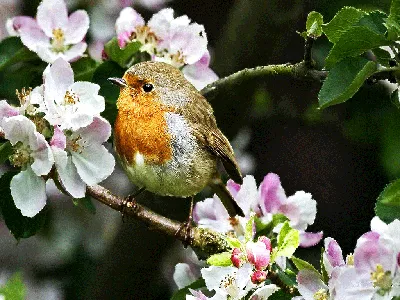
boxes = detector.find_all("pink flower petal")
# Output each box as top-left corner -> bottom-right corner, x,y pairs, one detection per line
246,241 -> 270,270
193,196 -> 231,233
300,231 -> 323,248
7,16 -> 38,36
115,7 -> 145,38
37,0 -> 68,37
0,100 -> 19,122
76,116 -> 111,145
50,126 -> 66,149
259,173 -> 286,214
64,10 -> 90,44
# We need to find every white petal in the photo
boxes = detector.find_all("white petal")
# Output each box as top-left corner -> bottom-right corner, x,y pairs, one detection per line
370,216 -> 388,234
70,81 -> 105,115
182,64 -> 218,90
201,266 -> 237,292
44,58 -> 74,106
35,44 -> 60,63
71,144 -> 115,185
30,131 -> 54,176
54,148 -> 86,198
2,115 -> 36,145
66,113 -> 93,131
64,10 -> 90,44
148,8 -> 175,40
235,175 -> 258,216
10,168 -> 47,217
284,191 -> 316,231
62,42 -> 87,62
19,25 -> 50,53
296,269 -> 328,300
173,263 -> 198,289
0,100 -> 19,124
37,0 -> 68,37
115,7 -> 145,36
248,284 -> 279,300
75,116 -> 111,145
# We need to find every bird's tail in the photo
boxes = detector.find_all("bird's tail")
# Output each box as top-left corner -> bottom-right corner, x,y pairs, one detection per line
209,177 -> 245,217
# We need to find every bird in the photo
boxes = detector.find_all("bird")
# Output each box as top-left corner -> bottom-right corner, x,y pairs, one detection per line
108,61 -> 244,220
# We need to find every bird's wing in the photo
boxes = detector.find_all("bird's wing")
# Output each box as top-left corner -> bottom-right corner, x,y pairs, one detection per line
177,92 -> 243,184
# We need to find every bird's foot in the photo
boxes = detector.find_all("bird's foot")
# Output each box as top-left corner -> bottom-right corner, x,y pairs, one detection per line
175,197 -> 194,248
121,187 -> 145,222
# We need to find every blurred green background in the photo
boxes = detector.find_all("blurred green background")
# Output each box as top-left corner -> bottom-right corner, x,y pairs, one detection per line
0,0 -> 399,299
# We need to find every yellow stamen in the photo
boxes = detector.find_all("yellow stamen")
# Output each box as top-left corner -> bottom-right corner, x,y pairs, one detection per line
346,254 -> 354,266
313,289 -> 328,300
16,87 -> 32,106
64,91 -> 79,105
371,264 -> 392,291
52,28 -> 65,52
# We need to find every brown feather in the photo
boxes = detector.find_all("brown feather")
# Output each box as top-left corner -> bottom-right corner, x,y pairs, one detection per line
177,90 -> 243,184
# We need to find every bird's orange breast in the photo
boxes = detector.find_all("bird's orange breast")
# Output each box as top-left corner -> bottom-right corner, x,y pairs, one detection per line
114,91 -> 174,165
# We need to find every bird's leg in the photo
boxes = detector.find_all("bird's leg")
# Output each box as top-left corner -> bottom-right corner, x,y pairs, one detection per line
175,197 -> 194,248
122,187 -> 146,222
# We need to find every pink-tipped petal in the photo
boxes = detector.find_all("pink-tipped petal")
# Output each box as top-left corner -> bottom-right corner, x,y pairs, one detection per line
299,231 -> 323,248
50,126 -> 66,149
259,173 -> 286,214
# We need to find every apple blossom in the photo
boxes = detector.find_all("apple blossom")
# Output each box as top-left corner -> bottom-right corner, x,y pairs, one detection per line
51,117 -> 115,199
33,57 -> 105,131
2,115 -> 53,217
193,173 -> 322,247
7,0 -> 89,63
114,7 -> 218,89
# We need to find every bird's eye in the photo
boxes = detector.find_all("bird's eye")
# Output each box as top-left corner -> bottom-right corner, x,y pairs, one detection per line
143,83 -> 153,92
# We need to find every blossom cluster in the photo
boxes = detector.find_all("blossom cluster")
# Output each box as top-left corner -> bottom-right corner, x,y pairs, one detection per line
174,173 -> 321,299
295,217 -> 400,300
193,173 -> 323,247
115,7 -> 218,89
0,57 -> 114,217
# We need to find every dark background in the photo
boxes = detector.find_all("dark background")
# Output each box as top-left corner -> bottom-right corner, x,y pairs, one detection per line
1,0 -> 399,299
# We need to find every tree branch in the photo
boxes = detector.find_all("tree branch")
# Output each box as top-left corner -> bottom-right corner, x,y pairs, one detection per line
86,184 -> 229,257
201,61 -> 328,100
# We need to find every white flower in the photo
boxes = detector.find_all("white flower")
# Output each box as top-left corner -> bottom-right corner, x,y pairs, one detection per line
7,0 -> 89,63
3,115 -> 53,217
35,57 -> 105,131
51,117 -> 115,198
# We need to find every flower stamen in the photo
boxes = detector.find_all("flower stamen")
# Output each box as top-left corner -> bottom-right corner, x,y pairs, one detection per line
9,142 -> 33,168
371,264 -> 392,293
64,91 -> 79,105
313,289 -> 328,300
51,28 -> 66,52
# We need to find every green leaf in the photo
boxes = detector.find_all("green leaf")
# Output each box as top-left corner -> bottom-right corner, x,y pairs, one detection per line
356,11 -> 388,36
206,251 -> 232,266
268,289 -> 292,300
255,213 -> 288,238
306,11 -> 324,38
92,61 -> 125,126
104,38 -> 142,68
375,178 -> 400,223
387,0 -> 400,40
0,172 -> 48,240
72,196 -> 96,214
322,7 -> 366,43
71,57 -> 99,81
372,47 -> 393,68
318,57 -> 377,108
271,222 -> 299,263
291,256 -> 321,277
170,279 -> 205,300
0,272 -> 25,300
226,236 -> 242,249
0,141 -> 13,164
325,26 -> 387,68
0,37 -> 38,72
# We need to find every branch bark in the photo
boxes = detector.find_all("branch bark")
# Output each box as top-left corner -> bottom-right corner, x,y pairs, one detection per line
86,184 -> 229,257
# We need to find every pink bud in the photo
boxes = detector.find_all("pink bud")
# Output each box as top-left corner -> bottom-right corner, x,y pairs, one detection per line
246,241 -> 270,270
231,248 -> 242,268
258,236 -> 272,252
251,270 -> 267,284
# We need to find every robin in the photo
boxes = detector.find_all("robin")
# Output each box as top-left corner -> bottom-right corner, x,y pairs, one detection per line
108,61 -> 244,222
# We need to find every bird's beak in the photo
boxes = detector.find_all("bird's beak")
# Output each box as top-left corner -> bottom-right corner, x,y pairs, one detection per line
108,77 -> 127,87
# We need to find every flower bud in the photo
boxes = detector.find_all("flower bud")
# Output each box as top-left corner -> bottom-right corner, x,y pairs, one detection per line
231,248 -> 242,268
258,236 -> 272,252
246,241 -> 270,270
251,270 -> 267,284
